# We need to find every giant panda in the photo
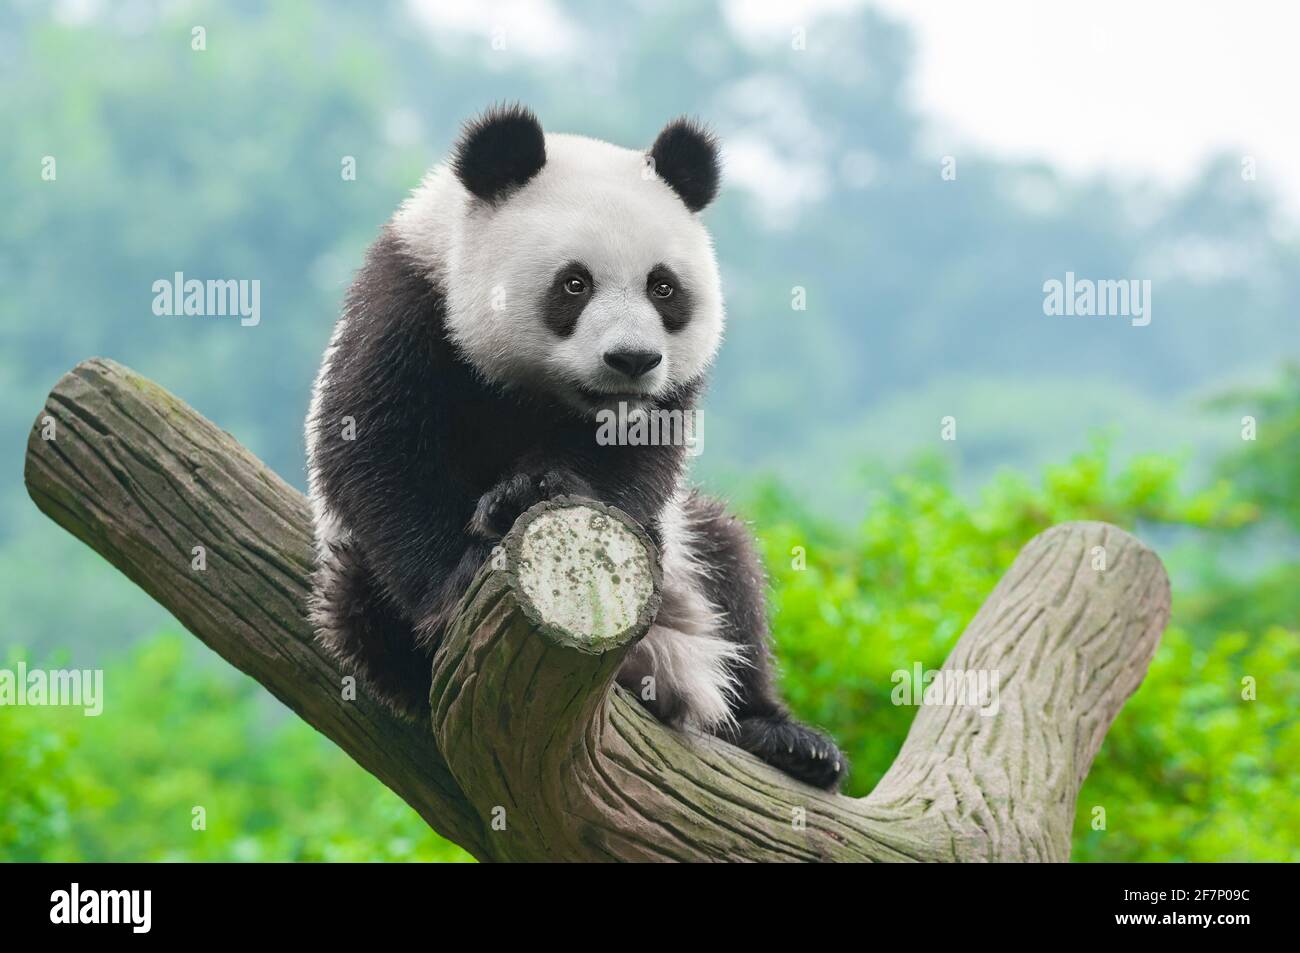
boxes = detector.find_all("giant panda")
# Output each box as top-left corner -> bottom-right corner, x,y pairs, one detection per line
306,104 -> 846,790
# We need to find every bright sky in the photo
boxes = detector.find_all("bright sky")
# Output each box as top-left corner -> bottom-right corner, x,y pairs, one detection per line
411,0 -> 1300,218
55,0 -> 1300,218
749,0 -> 1300,216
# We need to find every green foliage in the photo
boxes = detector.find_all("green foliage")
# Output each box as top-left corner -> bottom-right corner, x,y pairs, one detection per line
0,653 -> 108,859
1074,625 -> 1299,861
1211,363 -> 1300,531
0,639 -> 471,862
746,440 -> 1299,862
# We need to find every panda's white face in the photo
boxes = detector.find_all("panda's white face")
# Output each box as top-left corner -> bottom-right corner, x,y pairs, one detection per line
393,122 -> 725,417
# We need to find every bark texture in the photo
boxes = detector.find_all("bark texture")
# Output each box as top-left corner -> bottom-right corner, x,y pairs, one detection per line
25,358 -> 1172,862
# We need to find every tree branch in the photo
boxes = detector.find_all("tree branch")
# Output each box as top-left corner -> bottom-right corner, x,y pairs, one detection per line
25,358 -> 1171,862
24,358 -> 489,858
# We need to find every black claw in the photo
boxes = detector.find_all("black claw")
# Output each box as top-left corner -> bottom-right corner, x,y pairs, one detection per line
727,715 -> 848,791
471,468 -> 594,539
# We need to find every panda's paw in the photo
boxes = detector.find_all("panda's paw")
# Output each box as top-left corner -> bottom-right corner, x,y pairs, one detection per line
728,715 -> 848,792
470,468 -> 595,539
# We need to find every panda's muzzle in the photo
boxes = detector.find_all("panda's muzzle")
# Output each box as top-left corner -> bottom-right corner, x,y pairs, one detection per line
602,348 -> 663,380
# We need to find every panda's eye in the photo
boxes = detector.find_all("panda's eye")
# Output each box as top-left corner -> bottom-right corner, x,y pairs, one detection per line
651,280 -> 674,299
563,275 -> 588,295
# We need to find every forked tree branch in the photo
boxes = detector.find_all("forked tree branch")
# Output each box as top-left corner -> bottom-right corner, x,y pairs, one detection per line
25,358 -> 1171,862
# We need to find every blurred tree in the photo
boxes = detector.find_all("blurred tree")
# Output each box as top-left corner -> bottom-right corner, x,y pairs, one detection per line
1211,364 -> 1300,532
0,637 -> 471,861
1,0 -> 1297,863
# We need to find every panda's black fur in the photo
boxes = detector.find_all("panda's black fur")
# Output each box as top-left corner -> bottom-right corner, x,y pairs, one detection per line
307,106 -> 847,791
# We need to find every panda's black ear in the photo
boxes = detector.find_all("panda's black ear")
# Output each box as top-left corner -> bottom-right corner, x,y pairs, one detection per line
648,117 -> 720,212
452,103 -> 547,202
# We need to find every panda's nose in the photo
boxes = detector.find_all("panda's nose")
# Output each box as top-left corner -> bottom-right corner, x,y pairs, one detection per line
603,349 -> 663,380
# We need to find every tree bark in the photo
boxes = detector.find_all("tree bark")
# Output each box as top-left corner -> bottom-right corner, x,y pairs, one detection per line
25,358 -> 1171,862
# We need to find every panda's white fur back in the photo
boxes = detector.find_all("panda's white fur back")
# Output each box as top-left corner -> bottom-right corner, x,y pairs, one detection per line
630,489 -> 748,731
305,312 -> 350,560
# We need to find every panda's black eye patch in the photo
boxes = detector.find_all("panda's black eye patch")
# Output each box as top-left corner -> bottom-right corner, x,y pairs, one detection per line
647,265 -> 691,332
542,262 -> 593,337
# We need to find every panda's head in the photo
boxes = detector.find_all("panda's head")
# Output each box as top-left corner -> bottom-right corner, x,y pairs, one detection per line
394,104 -> 724,417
